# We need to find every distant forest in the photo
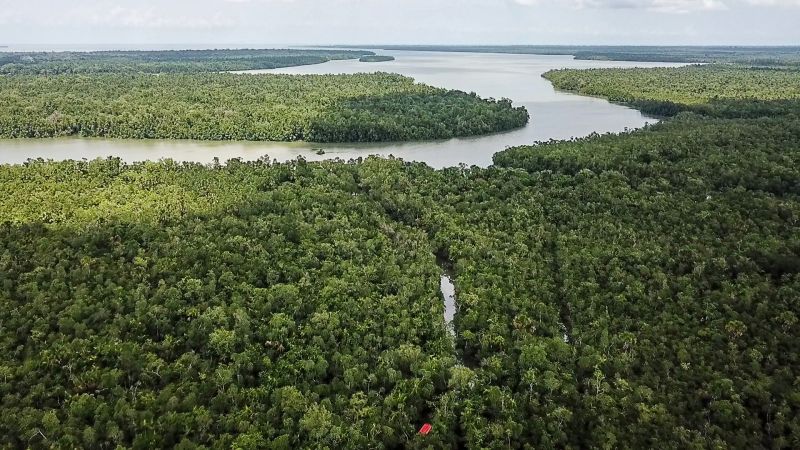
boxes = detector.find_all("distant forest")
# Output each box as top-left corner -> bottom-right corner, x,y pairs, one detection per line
0,50 -> 528,143
0,49 -> 374,75
359,55 -> 396,63
337,45 -> 800,67
544,64 -> 800,117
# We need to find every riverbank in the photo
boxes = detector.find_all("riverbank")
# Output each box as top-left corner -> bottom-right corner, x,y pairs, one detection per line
0,52 -> 684,167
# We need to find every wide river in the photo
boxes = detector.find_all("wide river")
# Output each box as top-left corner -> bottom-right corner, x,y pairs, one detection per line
0,50 -> 684,168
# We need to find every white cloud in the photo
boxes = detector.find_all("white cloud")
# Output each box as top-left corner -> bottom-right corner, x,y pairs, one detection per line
87,6 -> 235,29
0,1 -> 236,30
745,0 -> 800,5
1,0 -> 798,46
514,0 -> 727,12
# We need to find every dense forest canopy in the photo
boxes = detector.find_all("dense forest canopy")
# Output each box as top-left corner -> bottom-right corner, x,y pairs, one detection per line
544,65 -> 800,105
0,157 -> 458,449
0,49 -> 374,75
544,65 -> 800,118
0,72 -> 528,142
1,49 -> 799,448
467,115 -> 799,448
335,45 -> 800,67
2,109 -> 799,448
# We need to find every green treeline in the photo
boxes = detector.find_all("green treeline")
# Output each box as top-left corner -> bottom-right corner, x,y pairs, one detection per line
0,49 -> 374,75
359,56 -> 396,63
544,64 -> 800,117
0,73 -> 528,142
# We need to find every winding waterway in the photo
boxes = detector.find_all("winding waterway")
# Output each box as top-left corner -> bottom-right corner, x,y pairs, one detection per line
441,275 -> 457,337
0,50 -> 684,168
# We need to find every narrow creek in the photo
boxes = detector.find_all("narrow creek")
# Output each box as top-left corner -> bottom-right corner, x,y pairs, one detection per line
440,274 -> 457,339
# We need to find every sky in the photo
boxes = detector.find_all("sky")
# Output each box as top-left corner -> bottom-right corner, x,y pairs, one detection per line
0,0 -> 799,47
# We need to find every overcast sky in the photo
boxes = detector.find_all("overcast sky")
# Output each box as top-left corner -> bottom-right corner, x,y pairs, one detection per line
1,0 -> 799,47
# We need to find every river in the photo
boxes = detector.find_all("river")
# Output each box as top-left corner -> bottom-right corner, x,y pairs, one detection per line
0,50 -> 684,168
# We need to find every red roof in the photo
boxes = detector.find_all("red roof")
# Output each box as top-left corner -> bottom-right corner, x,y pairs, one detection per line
419,423 -> 432,436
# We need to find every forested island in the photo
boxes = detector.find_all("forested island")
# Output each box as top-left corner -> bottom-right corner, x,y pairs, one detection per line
0,49 -> 374,75
359,55 -> 395,63
1,57 -> 798,448
0,72 -> 527,142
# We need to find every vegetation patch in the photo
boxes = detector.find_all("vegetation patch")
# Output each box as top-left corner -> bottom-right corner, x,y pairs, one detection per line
544,64 -> 800,117
359,55 -> 395,63
2,105 -> 799,447
0,49 -> 374,75
0,73 -> 528,142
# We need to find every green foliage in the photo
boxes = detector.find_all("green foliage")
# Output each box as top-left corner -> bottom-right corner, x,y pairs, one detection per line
1,51 -> 799,449
359,56 -> 396,63
0,72 -> 528,142
544,65 -> 800,117
481,70 -> 800,447
0,157 -> 457,449
437,114 -> 799,448
2,108 -> 798,447
495,114 -> 800,196
0,49 -> 373,75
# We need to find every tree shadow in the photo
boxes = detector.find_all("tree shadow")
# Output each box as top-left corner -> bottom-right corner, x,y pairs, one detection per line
306,90 -> 529,143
